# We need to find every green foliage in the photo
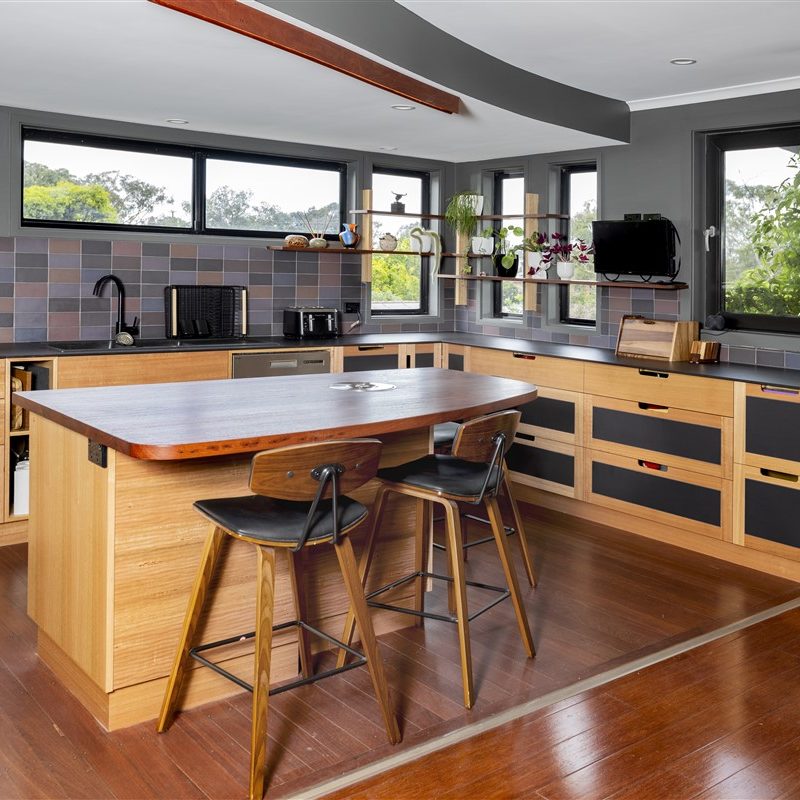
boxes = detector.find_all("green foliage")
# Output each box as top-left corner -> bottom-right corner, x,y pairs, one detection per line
726,155 -> 800,317
445,191 -> 481,249
23,181 -> 117,223
371,225 -> 421,305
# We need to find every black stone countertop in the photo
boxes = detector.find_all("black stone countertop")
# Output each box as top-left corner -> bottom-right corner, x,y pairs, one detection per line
2,331 -> 800,390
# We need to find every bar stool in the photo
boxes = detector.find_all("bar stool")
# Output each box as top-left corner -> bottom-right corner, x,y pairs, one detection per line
339,410 -> 535,709
432,421 -> 536,586
157,439 -> 400,800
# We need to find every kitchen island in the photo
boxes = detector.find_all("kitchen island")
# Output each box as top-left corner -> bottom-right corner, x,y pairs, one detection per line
14,368 -> 537,730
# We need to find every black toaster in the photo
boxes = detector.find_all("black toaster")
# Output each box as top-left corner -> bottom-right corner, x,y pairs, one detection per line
283,306 -> 341,339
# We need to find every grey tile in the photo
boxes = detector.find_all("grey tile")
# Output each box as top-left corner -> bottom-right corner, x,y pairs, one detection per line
223,245 -> 249,260
49,298 -> 80,312
15,237 -> 49,253
14,327 -> 48,342
15,267 -> 48,282
142,270 -> 169,284
756,348 -> 786,368
82,239 -> 112,255
112,256 -> 141,270
0,284 -> 14,298
198,245 -> 224,259
15,252 -> 48,269
0,237 -> 13,252
198,258 -> 223,271
15,298 -> 47,313
785,351 -> 800,372
248,272 -> 272,285
142,243 -> 170,257
170,258 -> 197,271
81,254 -> 112,269
0,314 -> 12,327
273,272 -> 297,286
50,283 -> 81,299
728,346 -> 756,365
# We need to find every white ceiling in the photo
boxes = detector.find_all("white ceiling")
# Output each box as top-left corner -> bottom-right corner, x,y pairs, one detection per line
1,0 -> 799,162
398,0 -> 800,108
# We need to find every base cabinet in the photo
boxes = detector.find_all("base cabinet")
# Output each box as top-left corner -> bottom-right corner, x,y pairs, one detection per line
507,436 -> 582,499
586,449 -> 730,540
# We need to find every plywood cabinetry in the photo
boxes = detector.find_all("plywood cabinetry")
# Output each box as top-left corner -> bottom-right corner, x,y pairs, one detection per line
468,347 -> 583,392
57,351 -> 230,388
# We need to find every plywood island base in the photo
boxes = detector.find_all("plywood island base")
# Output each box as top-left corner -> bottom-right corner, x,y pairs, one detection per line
27,415 -> 427,731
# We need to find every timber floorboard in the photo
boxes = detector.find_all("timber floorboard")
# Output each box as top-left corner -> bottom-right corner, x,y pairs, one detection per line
0,506 -> 798,799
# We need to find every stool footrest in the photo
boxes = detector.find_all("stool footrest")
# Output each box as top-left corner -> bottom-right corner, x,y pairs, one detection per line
432,513 -> 515,551
366,570 -> 510,623
189,619 -> 367,696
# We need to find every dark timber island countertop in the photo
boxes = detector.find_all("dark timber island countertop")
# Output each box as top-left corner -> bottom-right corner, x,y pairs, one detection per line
13,368 -> 538,460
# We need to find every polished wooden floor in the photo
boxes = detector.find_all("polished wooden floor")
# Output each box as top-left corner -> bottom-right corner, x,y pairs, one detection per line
0,506 -> 798,799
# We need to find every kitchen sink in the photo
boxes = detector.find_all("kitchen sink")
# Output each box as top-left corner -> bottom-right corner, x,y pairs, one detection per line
47,337 -> 257,353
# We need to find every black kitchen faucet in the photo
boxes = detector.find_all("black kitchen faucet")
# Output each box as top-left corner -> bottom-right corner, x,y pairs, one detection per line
92,274 -> 139,338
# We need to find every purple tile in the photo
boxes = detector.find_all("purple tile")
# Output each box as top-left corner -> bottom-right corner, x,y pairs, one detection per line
785,352 -> 800,371
224,245 -> 249,260
14,327 -> 48,342
756,348 -> 786,368
49,254 -> 81,268
0,237 -> 14,252
198,244 -> 224,259
15,237 -> 49,253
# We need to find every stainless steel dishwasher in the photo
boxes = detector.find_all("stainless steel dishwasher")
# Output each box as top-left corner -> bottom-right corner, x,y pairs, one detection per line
231,350 -> 331,378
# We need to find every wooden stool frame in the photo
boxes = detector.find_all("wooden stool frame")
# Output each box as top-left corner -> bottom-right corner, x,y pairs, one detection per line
157,439 -> 400,800
338,412 -> 535,709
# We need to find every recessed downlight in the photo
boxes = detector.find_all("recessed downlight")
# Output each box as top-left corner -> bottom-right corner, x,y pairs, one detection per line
669,58 -> 696,66
379,146 -> 398,151
391,104 -> 416,111
165,118 -> 189,124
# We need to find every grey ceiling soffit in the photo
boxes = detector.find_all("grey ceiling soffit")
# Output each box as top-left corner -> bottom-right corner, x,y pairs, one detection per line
259,0 -> 630,143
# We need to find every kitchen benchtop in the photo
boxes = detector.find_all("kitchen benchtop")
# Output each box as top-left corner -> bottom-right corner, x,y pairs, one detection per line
13,368 -> 538,460
1,331 -> 800,390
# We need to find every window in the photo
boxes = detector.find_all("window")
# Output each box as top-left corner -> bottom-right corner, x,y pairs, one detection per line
493,172 -> 524,318
21,127 -> 346,238
370,168 -> 431,315
706,125 -> 800,334
558,164 -> 598,325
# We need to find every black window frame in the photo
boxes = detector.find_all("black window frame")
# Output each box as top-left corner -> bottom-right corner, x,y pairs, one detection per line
492,169 -> 524,319
21,126 -> 347,239
370,165 -> 432,316
705,123 -> 800,335
558,163 -> 597,326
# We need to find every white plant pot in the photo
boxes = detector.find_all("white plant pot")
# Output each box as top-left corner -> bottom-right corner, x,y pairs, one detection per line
466,194 -> 484,216
556,260 -> 575,280
526,252 -> 548,278
410,233 -> 433,254
471,236 -> 494,255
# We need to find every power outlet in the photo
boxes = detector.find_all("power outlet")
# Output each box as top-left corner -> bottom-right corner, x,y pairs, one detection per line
344,302 -> 360,314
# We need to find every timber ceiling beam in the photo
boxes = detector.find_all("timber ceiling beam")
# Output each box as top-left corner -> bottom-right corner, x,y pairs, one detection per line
148,0 -> 461,114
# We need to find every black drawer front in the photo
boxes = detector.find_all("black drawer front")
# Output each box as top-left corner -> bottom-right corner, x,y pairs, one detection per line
507,442 -> 574,487
746,397 -> 800,462
593,407 -> 721,464
519,397 -> 574,435
415,353 -> 435,368
592,462 -> 720,526
745,479 -> 800,548
448,353 -> 464,371
343,354 -> 397,371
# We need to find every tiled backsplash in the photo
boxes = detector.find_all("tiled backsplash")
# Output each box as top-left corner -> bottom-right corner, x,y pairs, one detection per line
0,236 -> 454,342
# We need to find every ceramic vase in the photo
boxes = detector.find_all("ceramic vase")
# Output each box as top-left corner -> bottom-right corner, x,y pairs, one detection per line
308,237 -> 327,249
556,260 -> 575,279
411,232 -> 434,254
527,252 -> 548,279
284,234 -> 308,249
339,223 -> 361,249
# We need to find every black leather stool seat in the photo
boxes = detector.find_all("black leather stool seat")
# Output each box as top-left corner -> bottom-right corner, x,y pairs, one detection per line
378,454 -> 502,498
433,421 -> 460,448
194,495 -> 368,544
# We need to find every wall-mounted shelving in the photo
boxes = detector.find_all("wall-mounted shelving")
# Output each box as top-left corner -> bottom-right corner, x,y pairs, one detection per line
437,274 -> 689,291
267,245 -> 476,258
350,208 -> 569,221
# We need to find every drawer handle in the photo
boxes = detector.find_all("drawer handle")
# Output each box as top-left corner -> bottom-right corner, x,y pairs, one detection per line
516,432 -> 536,442
760,384 -> 799,396
639,369 -> 669,379
638,459 -> 667,472
513,352 -> 536,360
269,360 -> 298,369
358,346 -> 384,351
638,402 -> 669,413
760,468 -> 799,483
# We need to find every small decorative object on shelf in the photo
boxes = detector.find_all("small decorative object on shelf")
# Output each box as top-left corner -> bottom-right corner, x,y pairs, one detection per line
390,192 -> 407,213
339,223 -> 361,248
378,233 -> 398,251
284,234 -> 309,249
410,226 -> 442,274
302,209 -> 334,248
492,224 -> 525,277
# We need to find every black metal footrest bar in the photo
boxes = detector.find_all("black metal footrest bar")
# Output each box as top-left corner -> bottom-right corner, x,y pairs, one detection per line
189,619 -> 367,696
432,512 -> 515,551
365,570 -> 510,624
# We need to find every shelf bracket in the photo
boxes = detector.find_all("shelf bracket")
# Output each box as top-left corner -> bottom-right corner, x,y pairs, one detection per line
88,441 -> 107,469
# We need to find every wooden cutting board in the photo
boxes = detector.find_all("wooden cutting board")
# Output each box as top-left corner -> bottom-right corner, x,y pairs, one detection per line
616,315 -> 699,361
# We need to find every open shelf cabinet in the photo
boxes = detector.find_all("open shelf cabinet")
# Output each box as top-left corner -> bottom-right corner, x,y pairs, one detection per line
6,358 -> 57,522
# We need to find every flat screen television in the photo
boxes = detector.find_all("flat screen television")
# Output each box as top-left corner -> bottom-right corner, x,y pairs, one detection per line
591,219 -> 678,277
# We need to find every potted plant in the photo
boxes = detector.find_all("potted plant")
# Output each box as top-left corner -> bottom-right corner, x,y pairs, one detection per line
547,234 -> 592,279
493,227 -> 551,278
471,226 -> 495,256
445,191 -> 484,255
523,232 -> 549,278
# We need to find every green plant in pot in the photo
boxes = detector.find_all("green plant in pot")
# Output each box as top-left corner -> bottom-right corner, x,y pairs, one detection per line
445,191 -> 484,255
493,224 -> 525,277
